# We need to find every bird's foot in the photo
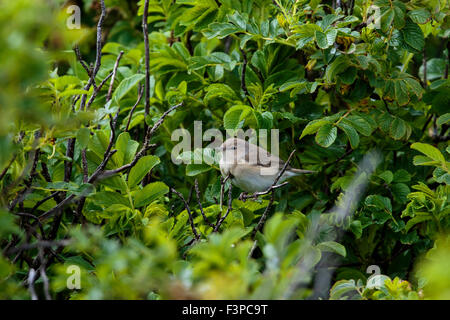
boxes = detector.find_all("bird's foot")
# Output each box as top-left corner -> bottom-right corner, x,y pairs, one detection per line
239,192 -> 248,202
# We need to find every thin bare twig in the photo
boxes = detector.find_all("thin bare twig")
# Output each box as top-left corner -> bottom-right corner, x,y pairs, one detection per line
214,183 -> 233,232
36,103 -> 183,222
99,102 -> 183,179
142,0 -> 150,126
239,48 -> 254,108
194,179 -> 214,228
125,84 -> 144,132
79,0 -> 106,110
73,45 -> 91,78
106,51 -> 125,102
171,188 -> 200,240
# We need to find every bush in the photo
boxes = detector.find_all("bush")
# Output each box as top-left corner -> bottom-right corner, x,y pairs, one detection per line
0,0 -> 449,300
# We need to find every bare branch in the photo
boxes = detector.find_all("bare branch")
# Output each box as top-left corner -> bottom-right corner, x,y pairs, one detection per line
79,0 -> 106,110
194,179 -> 214,228
171,188 -> 200,240
106,51 -> 125,102
142,0 -> 151,124
125,84 -> 144,132
214,183 -> 233,232
239,48 -> 254,108
100,102 -> 183,179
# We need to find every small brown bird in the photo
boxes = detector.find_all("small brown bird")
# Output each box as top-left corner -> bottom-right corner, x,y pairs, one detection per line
218,138 -> 314,193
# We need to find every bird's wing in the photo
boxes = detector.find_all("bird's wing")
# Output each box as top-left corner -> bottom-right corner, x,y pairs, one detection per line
244,144 -> 289,169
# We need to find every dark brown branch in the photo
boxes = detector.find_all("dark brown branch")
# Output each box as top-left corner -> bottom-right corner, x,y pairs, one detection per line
239,48 -> 254,108
64,138 -> 75,182
171,188 -> 200,240
88,111 -> 120,183
84,71 -> 114,110
125,84 -> 144,132
37,103 -> 182,223
30,192 -> 60,214
79,0 -> 106,110
194,179 -> 214,228
106,51 -> 125,102
214,183 -> 233,232
99,102 -> 183,179
81,148 -> 88,183
73,45 -> 91,78
0,155 -> 16,181
142,0 -> 151,127
5,239 -> 71,255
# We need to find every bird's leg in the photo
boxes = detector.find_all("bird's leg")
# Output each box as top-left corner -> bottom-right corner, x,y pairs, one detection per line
239,192 -> 248,202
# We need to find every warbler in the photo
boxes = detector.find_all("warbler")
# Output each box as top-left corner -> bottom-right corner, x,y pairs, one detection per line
218,138 -> 314,193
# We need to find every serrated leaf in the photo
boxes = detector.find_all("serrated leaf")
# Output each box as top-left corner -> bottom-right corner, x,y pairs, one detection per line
346,115 -> 373,136
128,155 -> 160,188
390,117 -> 407,140
223,105 -> 253,130
300,119 -> 331,139
134,182 -> 169,208
186,164 -> 212,176
379,170 -> 394,184
337,121 -> 359,148
411,142 -> 445,164
315,124 -> 337,148
408,9 -> 431,24
401,20 -> 425,52
317,241 -> 346,257
437,113 -> 450,126
76,128 -> 90,149
315,30 -> 329,49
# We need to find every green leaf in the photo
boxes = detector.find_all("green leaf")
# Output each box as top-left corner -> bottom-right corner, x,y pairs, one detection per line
390,117 -> 407,140
365,195 -> 392,213
437,113 -> 450,126
411,143 -> 445,164
393,169 -> 411,183
76,128 -> 90,149
408,9 -> 431,24
134,182 -> 169,208
300,119 -> 331,139
315,124 -> 337,148
401,20 -> 425,52
254,111 -> 273,129
405,215 -> 432,232
346,115 -> 374,136
112,74 -> 145,103
128,155 -> 160,188
204,83 -> 237,105
186,164 -> 212,176
92,191 -> 130,207
391,183 -> 410,203
113,132 -> 139,167
317,241 -> 346,257
337,121 -> 359,148
315,30 -> 329,49
223,105 -> 253,130
379,171 -> 394,184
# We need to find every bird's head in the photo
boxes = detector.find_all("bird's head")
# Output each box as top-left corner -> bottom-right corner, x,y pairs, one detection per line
217,137 -> 250,165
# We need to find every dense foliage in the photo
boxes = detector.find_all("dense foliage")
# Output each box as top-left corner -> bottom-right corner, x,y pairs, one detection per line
0,0 -> 449,300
